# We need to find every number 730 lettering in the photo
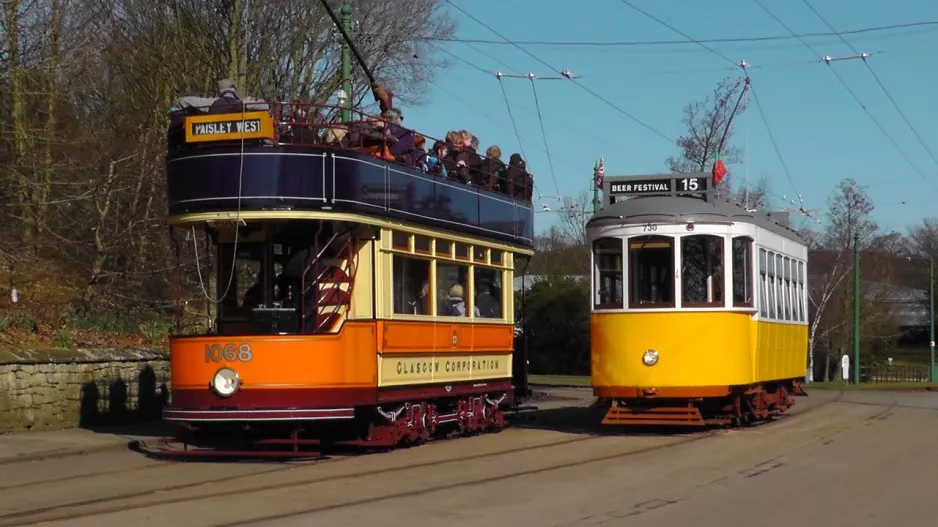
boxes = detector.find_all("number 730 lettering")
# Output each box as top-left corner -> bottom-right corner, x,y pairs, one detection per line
205,343 -> 253,362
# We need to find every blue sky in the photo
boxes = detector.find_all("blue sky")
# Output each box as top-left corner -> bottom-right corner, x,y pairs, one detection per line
402,0 -> 938,236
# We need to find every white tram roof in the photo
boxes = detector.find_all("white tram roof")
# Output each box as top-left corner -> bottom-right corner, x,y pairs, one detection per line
587,196 -> 804,244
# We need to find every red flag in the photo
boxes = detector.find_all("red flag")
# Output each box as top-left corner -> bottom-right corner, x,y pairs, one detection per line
712,151 -> 727,185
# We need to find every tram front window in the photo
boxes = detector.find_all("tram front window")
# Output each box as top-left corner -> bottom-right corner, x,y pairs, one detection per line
628,236 -> 674,308
681,235 -> 724,307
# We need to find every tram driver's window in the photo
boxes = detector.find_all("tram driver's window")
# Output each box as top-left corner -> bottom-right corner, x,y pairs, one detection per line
628,235 -> 674,308
217,243 -> 265,317
681,235 -> 724,307
474,267 -> 503,318
732,237 -> 753,307
392,255 -> 431,315
593,238 -> 623,309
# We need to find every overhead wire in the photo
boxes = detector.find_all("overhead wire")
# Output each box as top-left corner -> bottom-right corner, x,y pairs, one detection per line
443,0 -> 675,144
421,20 -> 938,47
753,0 -> 938,193
800,0 -> 938,171
616,0 -> 804,209
526,75 -> 560,197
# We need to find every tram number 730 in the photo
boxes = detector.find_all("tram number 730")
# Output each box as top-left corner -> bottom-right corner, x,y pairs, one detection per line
204,343 -> 254,363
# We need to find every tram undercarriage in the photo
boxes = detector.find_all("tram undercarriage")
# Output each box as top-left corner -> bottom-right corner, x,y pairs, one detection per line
595,380 -> 807,428
150,390 -> 511,459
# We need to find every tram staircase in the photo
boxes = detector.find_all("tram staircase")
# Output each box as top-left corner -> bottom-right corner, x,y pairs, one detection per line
301,233 -> 359,333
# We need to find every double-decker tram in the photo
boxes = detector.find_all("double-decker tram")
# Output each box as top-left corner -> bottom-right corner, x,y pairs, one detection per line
589,173 -> 808,427
158,89 -> 534,454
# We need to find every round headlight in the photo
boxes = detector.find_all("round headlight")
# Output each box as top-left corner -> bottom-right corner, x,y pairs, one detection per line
642,349 -> 659,366
211,367 -> 240,397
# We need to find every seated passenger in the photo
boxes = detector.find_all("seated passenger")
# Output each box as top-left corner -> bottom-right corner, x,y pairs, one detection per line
466,135 -> 486,186
506,153 -> 533,200
424,140 -> 448,177
383,108 -> 417,165
209,79 -> 243,114
481,145 -> 507,191
446,130 -> 474,183
446,284 -> 480,317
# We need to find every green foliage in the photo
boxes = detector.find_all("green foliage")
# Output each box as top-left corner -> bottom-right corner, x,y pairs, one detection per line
65,310 -> 138,333
10,312 -> 37,333
139,319 -> 174,345
0,316 -> 6,331
52,331 -> 72,348
517,276 -> 591,376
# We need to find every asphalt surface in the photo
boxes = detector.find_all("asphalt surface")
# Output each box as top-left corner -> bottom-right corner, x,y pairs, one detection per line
0,387 -> 935,526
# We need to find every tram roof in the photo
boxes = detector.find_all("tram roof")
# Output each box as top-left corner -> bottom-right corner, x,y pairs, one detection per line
586,195 -> 805,244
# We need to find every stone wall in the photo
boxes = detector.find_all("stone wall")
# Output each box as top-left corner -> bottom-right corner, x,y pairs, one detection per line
0,348 -> 170,433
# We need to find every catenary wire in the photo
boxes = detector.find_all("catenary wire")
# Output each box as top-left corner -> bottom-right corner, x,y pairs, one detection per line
754,0 -> 938,192
800,0 -> 938,171
419,20 -> 938,47
444,0 -> 675,144
616,0 -> 803,203
528,77 -> 560,197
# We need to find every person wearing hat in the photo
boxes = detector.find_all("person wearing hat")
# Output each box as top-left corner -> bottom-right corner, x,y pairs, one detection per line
209,78 -> 243,113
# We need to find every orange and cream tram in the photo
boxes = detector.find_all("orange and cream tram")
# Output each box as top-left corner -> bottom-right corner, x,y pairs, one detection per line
159,97 -> 534,456
589,173 -> 808,428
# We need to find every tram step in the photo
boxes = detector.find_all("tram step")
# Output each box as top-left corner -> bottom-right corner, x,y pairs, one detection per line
601,406 -> 705,426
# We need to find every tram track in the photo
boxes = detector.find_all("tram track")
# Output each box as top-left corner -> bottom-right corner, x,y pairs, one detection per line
0,424 -> 621,526
0,391 -> 845,526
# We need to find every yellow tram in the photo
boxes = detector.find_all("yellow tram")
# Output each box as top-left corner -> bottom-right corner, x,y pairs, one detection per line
589,173 -> 808,427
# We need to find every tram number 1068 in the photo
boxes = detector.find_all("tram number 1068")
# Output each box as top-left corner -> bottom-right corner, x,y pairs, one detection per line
204,343 -> 254,363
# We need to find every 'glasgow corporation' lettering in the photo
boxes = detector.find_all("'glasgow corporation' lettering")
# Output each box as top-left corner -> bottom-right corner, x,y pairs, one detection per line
395,358 -> 501,376
191,119 -> 262,136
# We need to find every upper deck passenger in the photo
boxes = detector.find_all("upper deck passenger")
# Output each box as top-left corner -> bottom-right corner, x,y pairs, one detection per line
209,79 -> 244,114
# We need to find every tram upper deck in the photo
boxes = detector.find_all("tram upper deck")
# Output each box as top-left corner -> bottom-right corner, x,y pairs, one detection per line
165,99 -> 535,249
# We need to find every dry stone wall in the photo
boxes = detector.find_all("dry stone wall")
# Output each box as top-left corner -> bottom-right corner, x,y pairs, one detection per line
0,348 -> 170,433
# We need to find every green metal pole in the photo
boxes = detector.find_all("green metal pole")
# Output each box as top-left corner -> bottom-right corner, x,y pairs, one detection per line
340,0 -> 352,122
930,259 -> 935,383
853,230 -> 861,384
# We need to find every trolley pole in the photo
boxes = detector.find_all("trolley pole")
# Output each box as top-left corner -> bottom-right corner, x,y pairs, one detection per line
930,259 -> 935,383
592,160 -> 602,214
340,0 -> 352,123
853,230 -> 861,384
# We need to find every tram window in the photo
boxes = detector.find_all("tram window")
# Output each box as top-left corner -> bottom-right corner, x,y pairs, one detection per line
474,267 -> 503,318
473,246 -> 487,263
767,251 -> 777,319
732,237 -> 753,307
217,243 -> 266,320
628,236 -> 674,308
798,261 -> 806,322
593,238 -> 623,309
491,250 -> 503,265
392,232 -> 410,250
393,255 -> 431,315
455,242 -> 469,260
414,235 -> 431,254
437,240 -> 452,257
681,235 -> 724,307
437,263 -> 473,316
775,254 -> 784,320
759,248 -> 768,318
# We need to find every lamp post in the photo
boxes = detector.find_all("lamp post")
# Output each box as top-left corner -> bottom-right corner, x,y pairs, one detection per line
336,89 -> 348,122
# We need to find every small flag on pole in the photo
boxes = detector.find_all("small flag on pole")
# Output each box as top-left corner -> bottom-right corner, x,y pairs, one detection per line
712,150 -> 727,185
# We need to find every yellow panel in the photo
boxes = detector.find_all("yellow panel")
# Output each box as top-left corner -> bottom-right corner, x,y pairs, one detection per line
377,352 -> 512,387
349,240 -> 375,320
183,111 -> 274,143
591,312 -> 807,389
753,320 -> 808,383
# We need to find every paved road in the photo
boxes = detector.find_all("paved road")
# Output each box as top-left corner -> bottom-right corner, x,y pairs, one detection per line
0,388 -> 935,526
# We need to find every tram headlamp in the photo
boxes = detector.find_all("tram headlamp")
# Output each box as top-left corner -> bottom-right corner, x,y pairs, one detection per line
211,367 -> 241,397
642,349 -> 659,366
